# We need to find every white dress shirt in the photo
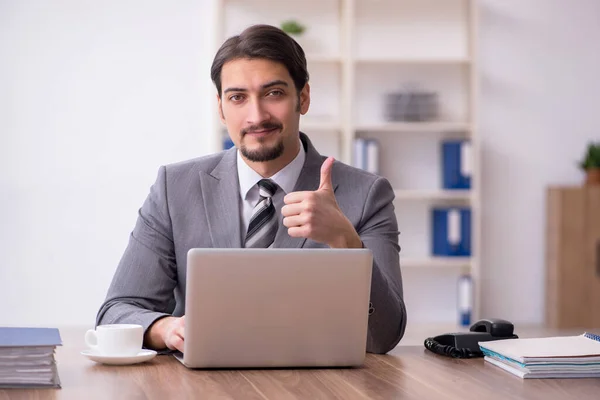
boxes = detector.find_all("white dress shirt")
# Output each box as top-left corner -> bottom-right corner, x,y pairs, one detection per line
237,140 -> 306,240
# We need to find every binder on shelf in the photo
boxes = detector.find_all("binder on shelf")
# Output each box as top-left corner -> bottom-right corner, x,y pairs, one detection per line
365,139 -> 380,174
442,139 -> 471,189
353,138 -> 366,170
457,274 -> 473,327
352,138 -> 380,174
223,136 -> 234,150
431,207 -> 471,256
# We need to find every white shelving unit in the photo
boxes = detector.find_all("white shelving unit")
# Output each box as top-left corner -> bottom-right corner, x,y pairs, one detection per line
401,256 -> 472,269
213,0 -> 480,324
393,189 -> 473,201
354,57 -> 472,65
356,121 -> 472,133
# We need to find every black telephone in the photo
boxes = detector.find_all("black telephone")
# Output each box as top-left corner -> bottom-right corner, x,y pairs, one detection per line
424,318 -> 518,359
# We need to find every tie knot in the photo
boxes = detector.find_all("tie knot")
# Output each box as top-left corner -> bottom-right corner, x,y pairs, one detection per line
257,179 -> 277,198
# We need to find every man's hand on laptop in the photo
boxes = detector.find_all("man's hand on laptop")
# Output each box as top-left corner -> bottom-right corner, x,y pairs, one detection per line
144,316 -> 185,353
282,157 -> 362,249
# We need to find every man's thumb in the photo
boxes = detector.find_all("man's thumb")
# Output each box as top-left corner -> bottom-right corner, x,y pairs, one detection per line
319,157 -> 335,191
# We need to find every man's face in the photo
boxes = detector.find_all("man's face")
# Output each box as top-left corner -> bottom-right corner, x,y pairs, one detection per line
218,58 -> 310,163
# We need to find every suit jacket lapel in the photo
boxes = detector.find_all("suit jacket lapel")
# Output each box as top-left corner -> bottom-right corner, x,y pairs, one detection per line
274,132 -> 338,248
199,148 -> 242,248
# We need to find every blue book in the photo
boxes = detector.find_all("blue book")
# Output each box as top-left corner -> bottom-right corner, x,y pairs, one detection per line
0,327 -> 62,347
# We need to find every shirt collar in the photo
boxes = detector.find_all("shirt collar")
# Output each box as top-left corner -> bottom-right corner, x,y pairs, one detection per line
237,139 -> 306,200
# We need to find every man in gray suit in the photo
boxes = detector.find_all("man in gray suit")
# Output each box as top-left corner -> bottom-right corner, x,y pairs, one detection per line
96,24 -> 407,355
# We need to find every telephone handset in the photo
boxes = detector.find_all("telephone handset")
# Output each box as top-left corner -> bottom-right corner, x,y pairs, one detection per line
424,318 -> 518,358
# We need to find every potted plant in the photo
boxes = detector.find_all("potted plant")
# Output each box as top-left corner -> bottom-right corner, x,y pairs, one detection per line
280,20 -> 306,37
578,141 -> 600,185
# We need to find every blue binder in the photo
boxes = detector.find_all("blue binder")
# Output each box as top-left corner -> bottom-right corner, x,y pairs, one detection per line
442,140 -> 471,189
432,207 -> 471,256
457,274 -> 473,327
0,327 -> 62,347
223,137 -> 235,150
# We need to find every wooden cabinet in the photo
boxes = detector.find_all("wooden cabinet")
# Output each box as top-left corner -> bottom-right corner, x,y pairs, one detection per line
546,186 -> 600,329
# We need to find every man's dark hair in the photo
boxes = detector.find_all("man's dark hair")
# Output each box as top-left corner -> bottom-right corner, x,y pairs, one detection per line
210,24 -> 309,97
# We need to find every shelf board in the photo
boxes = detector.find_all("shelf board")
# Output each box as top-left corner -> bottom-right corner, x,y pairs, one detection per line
355,121 -> 471,133
300,120 -> 340,131
355,57 -> 471,65
306,54 -> 342,63
393,190 -> 472,201
401,257 -> 472,269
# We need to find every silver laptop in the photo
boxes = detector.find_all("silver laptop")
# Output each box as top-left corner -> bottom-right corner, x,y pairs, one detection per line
175,248 -> 373,369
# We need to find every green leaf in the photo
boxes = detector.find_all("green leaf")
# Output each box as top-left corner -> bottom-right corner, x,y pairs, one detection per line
579,141 -> 600,169
280,20 -> 305,35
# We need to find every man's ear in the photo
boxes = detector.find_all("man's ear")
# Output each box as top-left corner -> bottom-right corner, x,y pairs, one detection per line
299,83 -> 310,115
216,93 -> 225,124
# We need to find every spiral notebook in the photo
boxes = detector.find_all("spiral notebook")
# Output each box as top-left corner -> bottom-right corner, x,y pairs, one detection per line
479,332 -> 600,379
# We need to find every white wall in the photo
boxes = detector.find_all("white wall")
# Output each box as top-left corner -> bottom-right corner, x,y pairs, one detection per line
0,0 -> 217,326
1,0 -> 599,327
479,0 -> 600,323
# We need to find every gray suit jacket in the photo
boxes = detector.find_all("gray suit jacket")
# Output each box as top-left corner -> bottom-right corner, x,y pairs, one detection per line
96,133 -> 407,354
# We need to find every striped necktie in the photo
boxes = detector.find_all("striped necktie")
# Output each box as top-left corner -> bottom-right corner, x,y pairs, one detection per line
245,179 -> 278,248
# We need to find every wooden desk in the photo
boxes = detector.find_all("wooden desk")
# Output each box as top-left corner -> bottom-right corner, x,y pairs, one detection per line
1,328 -> 599,400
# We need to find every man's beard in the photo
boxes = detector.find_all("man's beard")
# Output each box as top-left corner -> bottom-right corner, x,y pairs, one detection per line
240,138 -> 284,162
239,122 -> 285,162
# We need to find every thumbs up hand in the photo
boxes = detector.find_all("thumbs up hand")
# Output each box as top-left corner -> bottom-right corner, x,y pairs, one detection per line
318,156 -> 335,192
282,157 -> 362,248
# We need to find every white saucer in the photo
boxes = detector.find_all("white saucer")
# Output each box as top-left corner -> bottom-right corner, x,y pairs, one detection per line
81,349 -> 157,365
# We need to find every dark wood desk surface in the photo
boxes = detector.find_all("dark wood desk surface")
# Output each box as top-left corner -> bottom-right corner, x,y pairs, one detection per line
1,328 -> 599,400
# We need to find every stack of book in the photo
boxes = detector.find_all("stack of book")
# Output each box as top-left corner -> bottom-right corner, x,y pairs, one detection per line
479,332 -> 600,379
0,327 -> 62,388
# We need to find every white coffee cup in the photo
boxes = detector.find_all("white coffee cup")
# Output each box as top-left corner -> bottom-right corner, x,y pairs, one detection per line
85,324 -> 143,357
